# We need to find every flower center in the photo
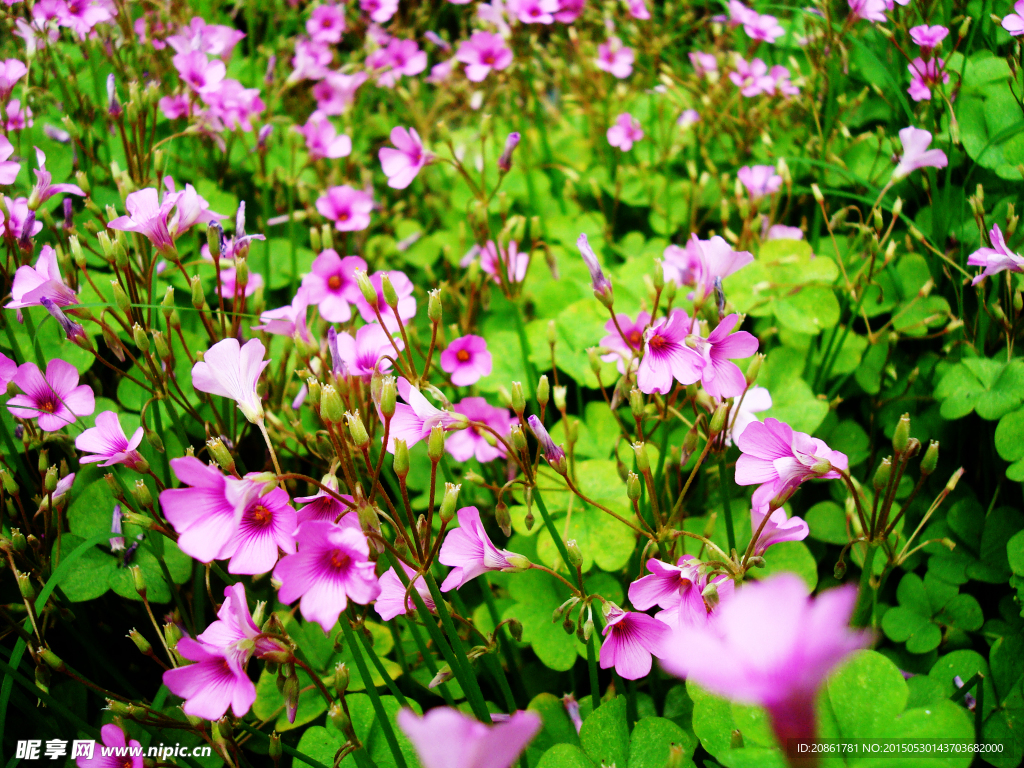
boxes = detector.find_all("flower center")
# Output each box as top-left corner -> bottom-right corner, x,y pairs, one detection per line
252,505 -> 272,525
329,549 -> 350,570
338,212 -> 350,222
456,350 -> 471,362
38,400 -> 56,413
483,54 -> 495,65
648,333 -> 669,351
328,275 -> 342,290
628,330 -> 642,348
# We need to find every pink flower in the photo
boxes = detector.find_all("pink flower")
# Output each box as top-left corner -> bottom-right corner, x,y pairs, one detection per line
630,554 -> 733,628
910,24 -> 948,53
375,560 -> 436,620
196,583 -> 279,659
690,52 -> 717,77
4,99 -> 32,132
329,323 -> 402,378
627,0 -> 650,19
253,288 -> 313,343
200,80 -> 266,132
312,71 -> 367,115
2,196 -> 42,241
607,113 -> 643,151
308,4 -> 346,44
729,56 -> 775,97
770,65 -> 799,96
1003,0 -> 1024,35
165,17 -> 246,59
662,234 -> 754,301
295,111 -> 352,160
744,13 -> 784,43
447,397 -> 511,463
27,147 -> 85,208
637,309 -> 701,395
968,223 -> 1024,285
380,126 -> 430,189
427,59 -> 455,84
159,94 -> 191,120
907,57 -> 948,102
596,37 -> 634,79
735,417 -> 849,508
354,270 -> 417,331
397,707 -> 542,768
767,224 -> 803,241
226,485 -> 297,575
601,311 -> 651,374
555,0 -> 586,23
75,411 -> 146,470
384,378 -> 466,452
441,335 -> 492,386
848,0 -> 888,22
274,520 -> 380,633
456,31 -> 513,82
892,126 -> 948,180
295,474 -> 354,525
599,604 -> 671,680
8,359 -> 95,432
0,136 -> 19,185
192,338 -> 270,424
737,165 -> 782,201
510,0 -> 559,24
724,385 -> 772,445
76,724 -> 142,768
217,267 -> 264,302
173,50 -> 226,94
289,38 -> 334,83
163,639 -> 256,720
107,187 -> 182,254
479,239 -> 529,284
686,314 -> 760,399
301,250 -> 367,321
160,457 -> 260,563
527,414 -> 567,470
658,574 -> 871,747
6,244 -> 77,312
368,38 -> 427,88
0,59 -> 27,100
361,0 -> 399,23
726,0 -> 758,25
749,505 -> 809,556
50,0 -> 115,39
316,185 -> 373,231
440,506 -> 527,591
678,109 -> 700,127
0,353 -> 16,392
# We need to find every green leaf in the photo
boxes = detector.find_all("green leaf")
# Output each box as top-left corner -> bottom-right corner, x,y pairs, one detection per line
503,567 -> 579,671
629,717 -> 697,768
580,696 -> 629,768
806,501 -> 850,545
1008,530 -> 1024,577
535,744 -> 596,768
528,692 -> 582,758
826,651 -> 909,738
751,540 -> 818,590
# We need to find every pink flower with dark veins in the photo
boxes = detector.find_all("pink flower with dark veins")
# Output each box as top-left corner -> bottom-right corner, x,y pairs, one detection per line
75,411 -> 146,470
382,378 -> 466,452
601,311 -> 651,374
637,309 -> 702,395
8,359 -> 95,432
225,484 -> 297,575
599,604 -> 671,680
397,707 -> 541,768
439,506 -> 529,591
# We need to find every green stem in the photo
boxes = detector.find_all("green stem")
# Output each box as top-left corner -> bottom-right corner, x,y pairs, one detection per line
850,543 -> 879,628
403,617 -> 456,706
512,303 -> 538,395
356,626 -> 409,707
719,453 -> 736,556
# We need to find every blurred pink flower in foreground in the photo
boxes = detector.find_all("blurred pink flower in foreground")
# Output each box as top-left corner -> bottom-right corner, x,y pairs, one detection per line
607,113 -> 643,151
397,707 -> 541,768
967,223 -> 1024,285
456,31 -> 513,82
892,126 -> 947,180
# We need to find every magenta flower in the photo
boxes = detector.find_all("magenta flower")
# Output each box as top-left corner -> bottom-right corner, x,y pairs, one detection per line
729,56 -> 775,97
440,506 -> 527,591
737,165 -> 782,201
160,457 -> 260,563
441,335 -> 493,386
226,485 -> 297,575
75,411 -> 146,470
479,240 -> 529,284
596,37 -> 634,79
848,0 -> 888,23
735,417 -> 849,508
577,233 -> 613,301
0,353 -> 16,392
599,604 -> 671,680
201,80 -> 266,131
354,270 -> 417,331
6,244 -> 77,313
217,267 -> 264,302
607,113 -> 643,151
690,52 -> 718,77
555,0 -> 586,23
289,38 -> 334,82
662,235 -> 754,301
511,0 -> 559,24
601,311 -> 651,374
397,707 -> 541,768
744,13 -> 784,43
295,474 -> 355,525
316,185 -> 373,232
307,4 -> 346,44
4,99 -> 32,132
770,65 -> 800,96
448,397 -> 512,463
688,314 -> 760,399
0,136 -> 20,185
313,71 -> 368,115
384,378 -> 466,452
2,196 -> 42,242
27,147 -> 85,208
173,50 -> 226,94
165,17 -> 246,59
361,0 -> 399,23
107,189 -> 176,253
967,223 -> 1024,285
301,250 -> 367,322
0,59 -> 27,100
456,31 -> 513,82
8,359 -> 95,432
196,583 -> 279,659
637,309 -> 701,395
368,38 -> 427,88
163,638 -> 256,720
749,505 -> 810,556
274,520 -> 380,633
910,24 -> 948,53
627,0 -> 651,19
724,385 -> 772,446
1003,1 -> 1024,35
296,111 -> 352,160
329,323 -> 402,379
192,338 -> 269,424
75,724 -> 142,768
658,574 -> 871,747
630,554 -> 733,628
907,57 -> 948,102
375,560 -> 436,620
380,127 -> 430,189
892,126 -> 948,180
253,288 -> 313,344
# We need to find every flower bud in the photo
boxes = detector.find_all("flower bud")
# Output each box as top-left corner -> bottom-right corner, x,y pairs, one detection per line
428,424 -> 446,462
130,323 -> 150,354
566,539 -> 583,569
393,439 -> 410,478
131,479 -> 152,508
553,386 -> 567,411
627,472 -> 642,501
130,565 -> 146,596
745,354 -> 763,386
320,385 -> 344,424
536,375 -> 550,408
428,288 -> 442,322
112,280 -> 131,314
587,346 -> 601,375
921,440 -> 939,475
498,132 -> 521,172
893,413 -> 911,454
440,482 -> 460,524
746,556 -> 766,568
510,381 -> 525,416
44,465 -> 59,493
283,673 -> 300,724
381,274 -> 399,308
355,269 -> 377,308
127,628 -> 152,654
380,376 -> 397,418
873,457 -> 892,491
495,501 -> 512,536
346,411 -> 369,448
164,621 -> 182,650
506,618 -> 523,642
510,424 -> 527,452
306,378 -> 322,406
207,222 -> 222,260
429,664 -> 454,689
629,389 -> 644,421
16,570 -> 35,600
1,469 -> 17,495
834,559 -> 847,579
709,404 -> 728,435
190,275 -> 206,310
633,442 -> 650,473
269,733 -> 282,763
503,552 -> 532,572
524,509 -> 534,530
334,662 -> 350,696
309,226 -> 322,254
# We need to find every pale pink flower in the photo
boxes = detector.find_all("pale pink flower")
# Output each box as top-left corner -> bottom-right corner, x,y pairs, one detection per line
75,411 -> 146,470
289,38 -> 334,83
397,707 -> 541,768
76,724 -> 142,768
312,71 -> 367,115
380,127 -> 430,189
527,414 -> 566,469
440,506 -> 527,591
172,50 -> 226,94
329,324 -> 402,378
744,13 -> 784,43
308,4 -> 346,44
749,505 -> 809,556
599,604 -> 671,680
737,165 -> 782,201
1003,1 -> 1024,35
6,244 -> 77,313
770,65 -> 799,96
658,574 -> 871,746
447,398 -> 511,463
766,225 -> 803,241
2,196 -> 42,241
630,554 -> 734,629
892,126 -> 948,180
0,59 -> 28,100
316,185 -> 373,231
730,56 -> 774,97
601,311 -> 650,374
192,338 -> 270,424
441,335 -> 492,386
426,59 -> 455,84
479,239 -> 529,284
968,223 -> 1024,285
5,99 -> 33,131
723,385 -> 772,445
354,270 -> 417,331
510,0 -> 559,24
726,0 -> 757,25
8,359 -> 95,432
554,0 -> 586,23
848,0 -> 888,23
627,0 -> 650,19
368,39 -> 427,88
677,109 -> 700,127
253,288 -> 313,343
383,378 -> 465,452
0,136 -> 19,185
662,234 -> 754,301
596,37 -> 634,79
907,57 -> 948,102
361,0 -> 399,23
201,80 -> 266,132
295,111 -> 352,160
607,113 -> 643,151
910,24 -> 948,53
0,353 -> 16,392
274,520 -> 380,633
27,147 -> 85,207
690,52 -> 717,77
165,17 -> 246,59
456,31 -> 513,82
735,417 -> 848,508
375,560 -> 436,620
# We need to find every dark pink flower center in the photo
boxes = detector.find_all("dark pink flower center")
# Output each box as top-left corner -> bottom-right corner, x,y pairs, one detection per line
251,505 -> 272,526
328,549 -> 351,570
627,330 -> 642,348
456,350 -> 471,362
648,333 -> 669,351
328,275 -> 343,290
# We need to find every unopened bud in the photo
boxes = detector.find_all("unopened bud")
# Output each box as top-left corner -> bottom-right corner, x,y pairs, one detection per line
745,354 -> 763,385
537,375 -> 550,408
16,570 -> 35,600
355,270 -> 377,307
112,280 -> 131,314
553,386 -> 567,411
207,437 -> 236,474
190,276 -> 206,310
428,424 -> 445,462
131,479 -> 152,508
893,413 -> 911,454
130,565 -> 146,596
127,629 -> 152,654
440,483 -> 460,524
873,458 -> 892,491
394,439 -> 410,478
510,424 -> 527,451
921,440 -> 939,475
346,411 -> 369,448
334,663 -> 350,696
566,539 -> 583,569
495,501 -> 511,537
627,472 -> 642,501
320,385 -> 344,424
630,388 -> 644,420
510,381 -> 525,415
44,465 -> 59,493
709,404 -> 728,435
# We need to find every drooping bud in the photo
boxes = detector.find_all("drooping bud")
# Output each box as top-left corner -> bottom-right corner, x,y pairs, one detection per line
527,415 -> 567,473
498,132 -> 521,172
577,233 -> 613,306
127,628 -> 152,654
506,618 -> 523,642
495,501 -> 512,536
